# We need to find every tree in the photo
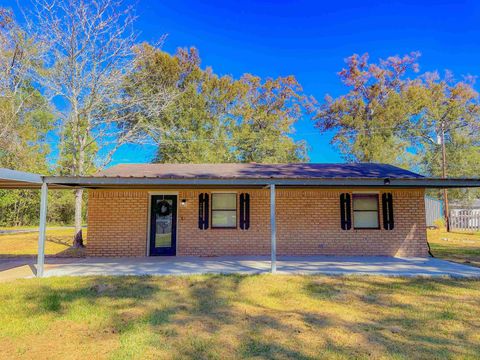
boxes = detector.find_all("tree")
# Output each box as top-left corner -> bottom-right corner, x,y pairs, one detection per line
233,74 -> 310,162
0,8 -> 52,169
28,0 -> 171,246
315,53 -> 480,231
409,72 -> 480,230
127,45 -> 311,163
126,45 -> 237,163
314,52 -> 423,167
0,8 -> 53,227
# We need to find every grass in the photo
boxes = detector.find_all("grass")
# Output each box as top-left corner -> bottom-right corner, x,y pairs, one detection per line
0,275 -> 479,359
0,228 -> 87,257
427,228 -> 480,267
0,224 -> 85,230
0,225 -> 41,230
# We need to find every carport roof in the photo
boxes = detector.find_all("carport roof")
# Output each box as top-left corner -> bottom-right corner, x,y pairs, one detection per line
1,164 -> 480,189
0,168 -> 44,189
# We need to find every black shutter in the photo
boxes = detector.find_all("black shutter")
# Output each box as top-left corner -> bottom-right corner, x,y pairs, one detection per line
239,193 -> 250,230
340,193 -> 352,230
382,193 -> 394,230
198,193 -> 209,229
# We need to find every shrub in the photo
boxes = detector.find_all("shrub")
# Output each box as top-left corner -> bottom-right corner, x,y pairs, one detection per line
433,218 -> 446,230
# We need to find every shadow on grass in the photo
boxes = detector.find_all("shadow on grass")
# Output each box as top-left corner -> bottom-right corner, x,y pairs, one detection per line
299,276 -> 480,359
240,337 -> 314,360
24,276 -> 159,315
8,274 -> 480,359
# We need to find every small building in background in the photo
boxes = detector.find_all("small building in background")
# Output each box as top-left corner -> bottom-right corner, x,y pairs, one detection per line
450,199 -> 480,214
424,196 -> 444,227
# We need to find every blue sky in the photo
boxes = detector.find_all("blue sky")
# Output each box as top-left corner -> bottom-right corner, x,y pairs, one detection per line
6,0 -> 480,165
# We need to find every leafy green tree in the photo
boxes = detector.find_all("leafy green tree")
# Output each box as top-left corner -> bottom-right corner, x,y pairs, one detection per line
409,72 -> 480,227
316,52 -> 480,230
0,8 -> 52,170
410,72 -> 480,177
127,45 -> 310,163
233,74 -> 310,162
0,8 -> 54,227
314,52 -> 423,167
149,47 -> 237,163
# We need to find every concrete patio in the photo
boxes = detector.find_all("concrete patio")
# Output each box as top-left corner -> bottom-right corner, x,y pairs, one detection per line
2,255 -> 480,280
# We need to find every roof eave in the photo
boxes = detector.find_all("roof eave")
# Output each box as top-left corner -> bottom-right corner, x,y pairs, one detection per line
0,168 -> 44,188
42,176 -> 480,189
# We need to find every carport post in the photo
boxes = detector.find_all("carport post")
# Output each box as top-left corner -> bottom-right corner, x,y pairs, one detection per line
270,184 -> 276,273
37,182 -> 48,277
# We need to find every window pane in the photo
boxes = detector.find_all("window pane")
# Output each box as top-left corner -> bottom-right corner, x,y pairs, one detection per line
212,210 -> 236,227
353,196 -> 378,211
212,193 -> 236,210
354,211 -> 379,228
155,199 -> 173,247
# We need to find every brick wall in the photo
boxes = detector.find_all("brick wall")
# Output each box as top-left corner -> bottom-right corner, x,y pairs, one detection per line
276,189 -> 427,257
87,191 -> 149,257
177,190 -> 271,256
87,188 -> 428,257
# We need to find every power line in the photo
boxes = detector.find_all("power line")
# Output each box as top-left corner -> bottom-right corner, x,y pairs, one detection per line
148,127 -> 422,145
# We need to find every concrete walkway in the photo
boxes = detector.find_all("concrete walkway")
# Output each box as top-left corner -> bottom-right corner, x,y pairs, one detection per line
2,256 -> 480,280
36,256 -> 480,278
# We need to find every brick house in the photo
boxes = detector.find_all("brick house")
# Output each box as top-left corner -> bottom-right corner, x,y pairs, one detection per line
3,163 -> 480,277
84,163 -> 429,258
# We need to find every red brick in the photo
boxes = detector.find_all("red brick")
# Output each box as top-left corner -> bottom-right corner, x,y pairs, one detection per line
87,188 -> 428,257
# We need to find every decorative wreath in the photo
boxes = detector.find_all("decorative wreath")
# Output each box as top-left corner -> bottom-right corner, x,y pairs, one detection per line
153,200 -> 172,216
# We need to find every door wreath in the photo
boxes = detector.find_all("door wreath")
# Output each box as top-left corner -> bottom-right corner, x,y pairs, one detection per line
153,200 -> 171,216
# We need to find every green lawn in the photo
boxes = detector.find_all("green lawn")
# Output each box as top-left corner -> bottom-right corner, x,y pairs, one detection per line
428,228 -> 480,267
1,275 -> 480,359
0,228 -> 86,257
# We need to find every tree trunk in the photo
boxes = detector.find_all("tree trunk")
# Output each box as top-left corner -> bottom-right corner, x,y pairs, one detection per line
73,124 -> 85,247
73,188 -> 84,247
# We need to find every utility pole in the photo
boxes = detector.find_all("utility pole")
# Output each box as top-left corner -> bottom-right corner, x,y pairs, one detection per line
440,122 -> 450,232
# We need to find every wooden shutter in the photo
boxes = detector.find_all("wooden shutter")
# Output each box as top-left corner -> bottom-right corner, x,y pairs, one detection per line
198,193 -> 209,229
239,193 -> 250,230
340,193 -> 352,230
382,193 -> 394,230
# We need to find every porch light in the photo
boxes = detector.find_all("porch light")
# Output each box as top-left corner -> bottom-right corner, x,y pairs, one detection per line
384,178 -> 391,185
181,199 -> 187,206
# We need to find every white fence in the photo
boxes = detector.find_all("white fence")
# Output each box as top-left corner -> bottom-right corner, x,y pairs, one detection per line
449,209 -> 480,231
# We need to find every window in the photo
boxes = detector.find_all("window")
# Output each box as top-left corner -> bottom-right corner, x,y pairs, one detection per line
353,194 -> 379,229
211,193 -> 237,228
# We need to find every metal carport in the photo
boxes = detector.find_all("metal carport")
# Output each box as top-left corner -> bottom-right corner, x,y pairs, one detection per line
2,167 -> 480,277
0,169 -> 47,276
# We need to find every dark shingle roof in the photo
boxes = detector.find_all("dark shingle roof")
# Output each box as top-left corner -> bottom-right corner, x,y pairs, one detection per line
96,163 -> 423,179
